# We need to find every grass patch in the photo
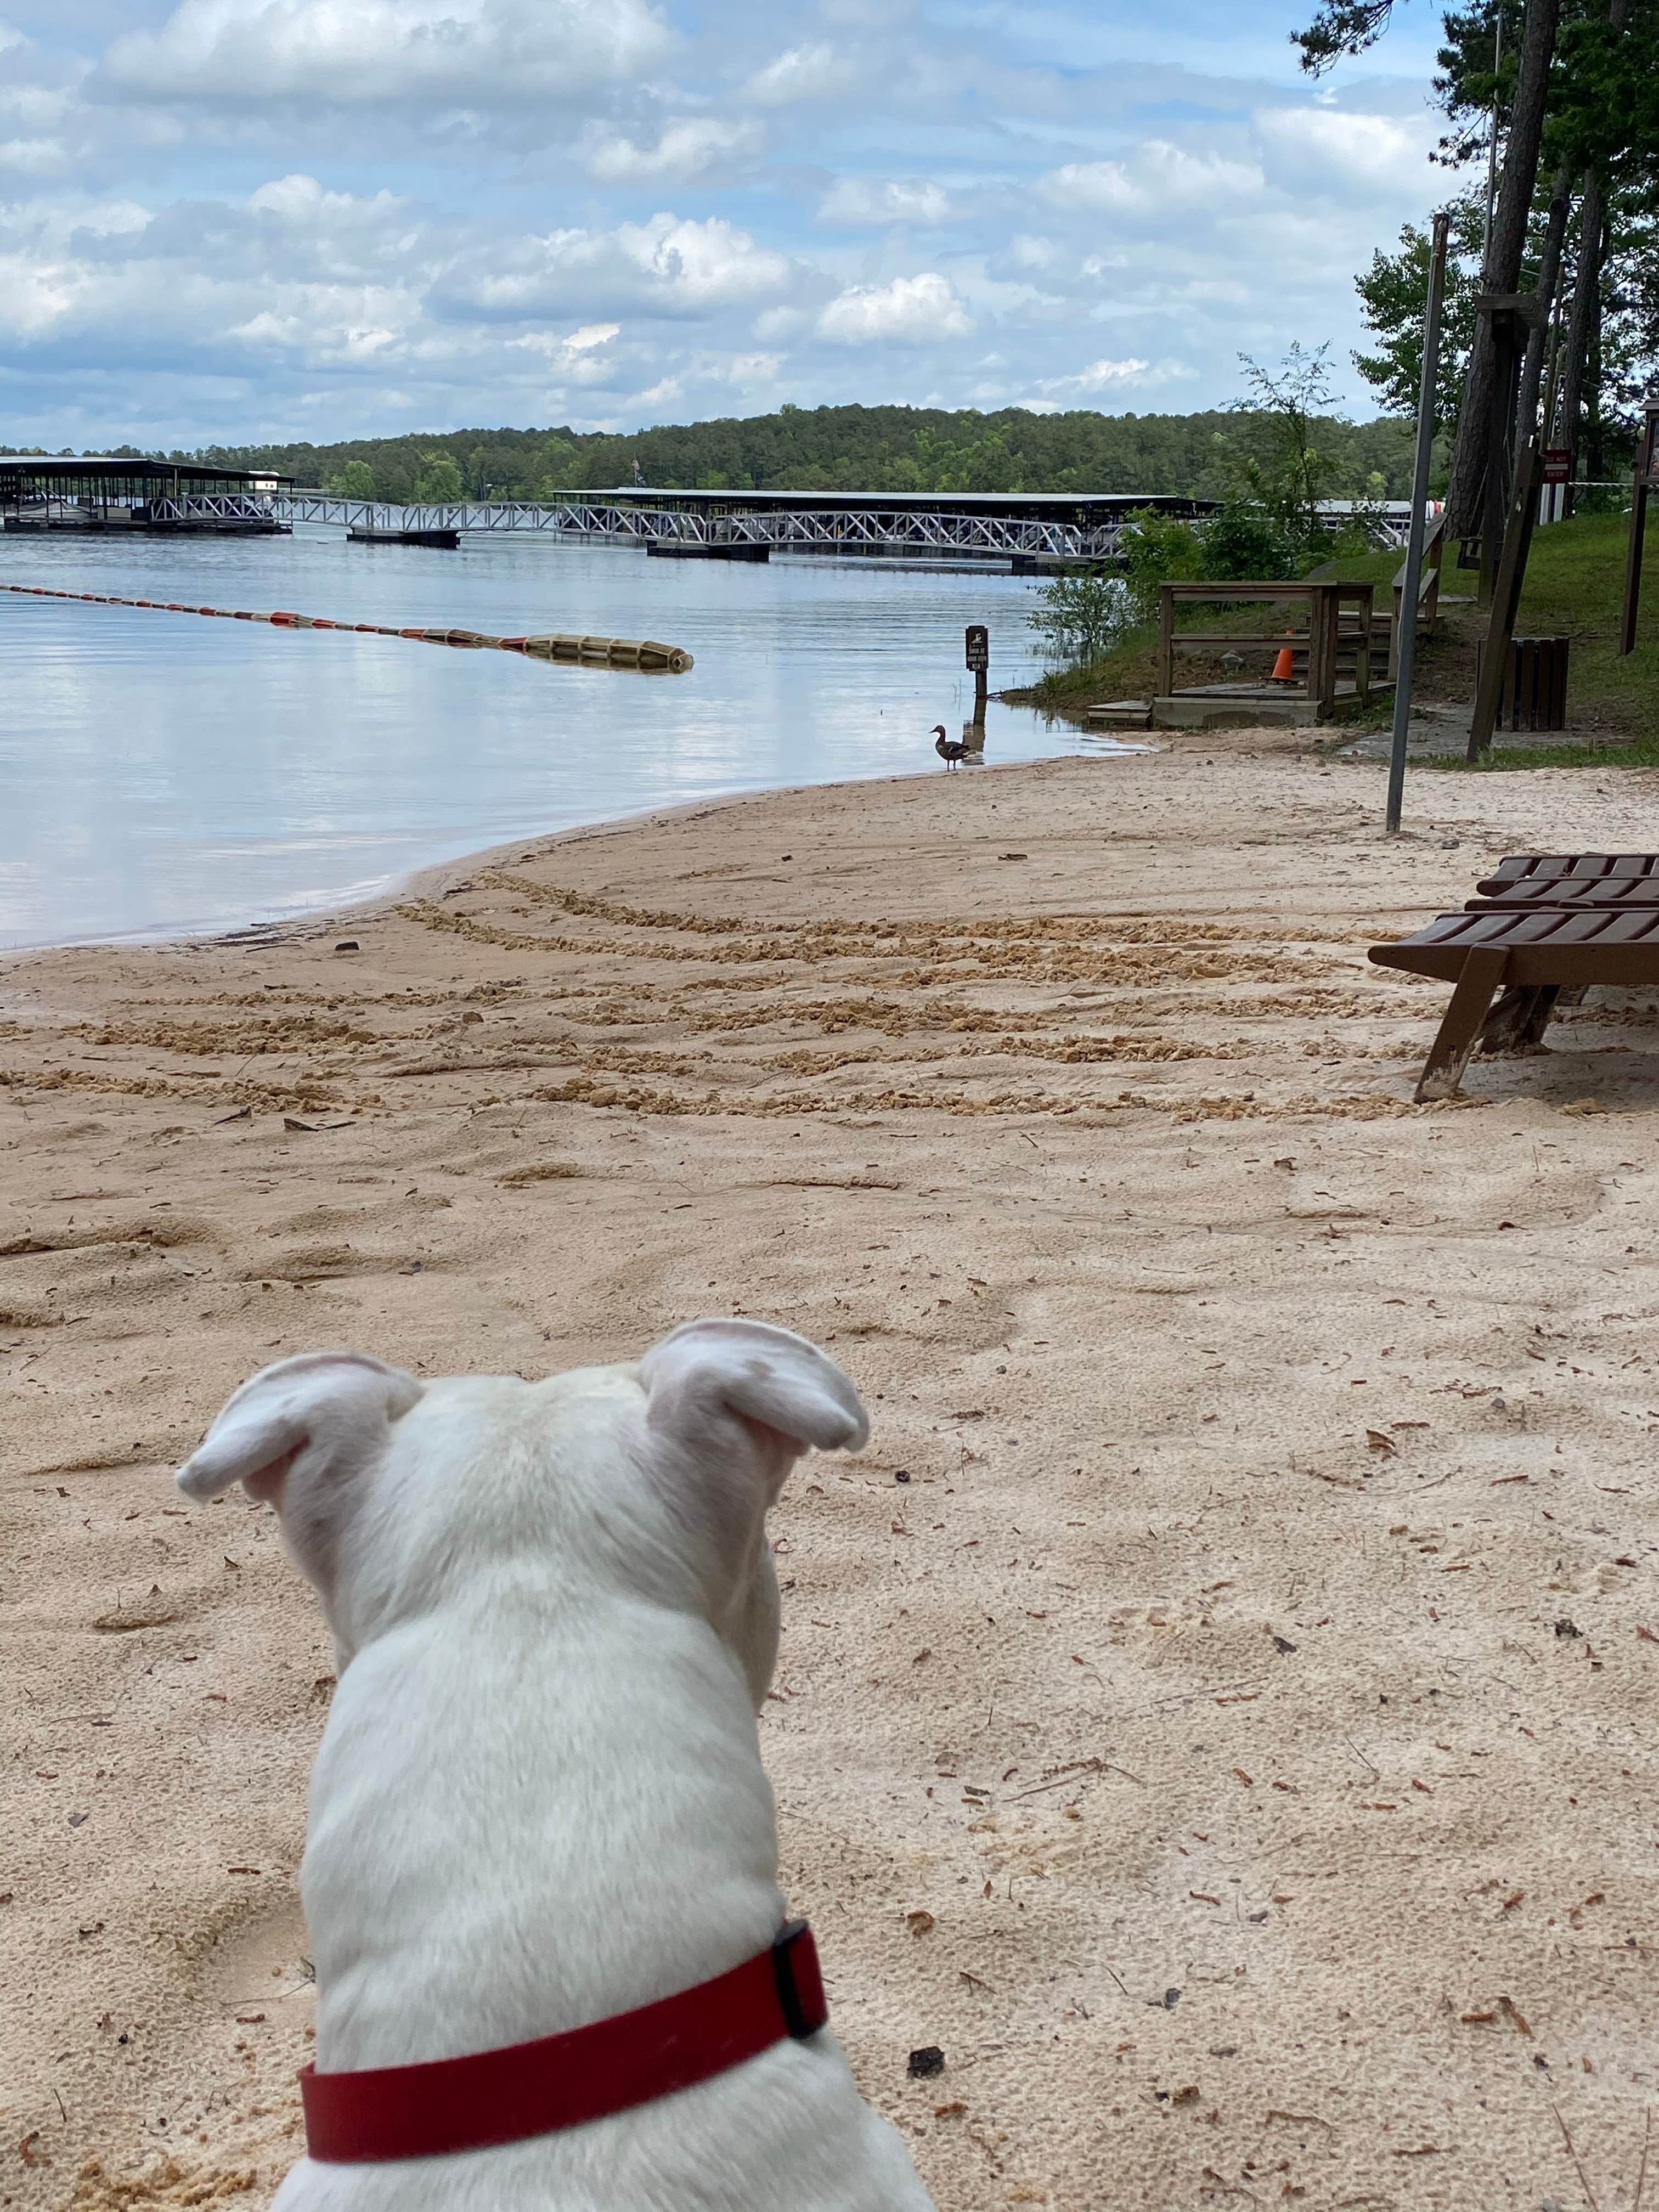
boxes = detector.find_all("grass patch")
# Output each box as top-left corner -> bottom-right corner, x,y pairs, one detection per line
1321,513 -> 1658,746
1423,735 -> 1659,771
1004,624 -> 1160,716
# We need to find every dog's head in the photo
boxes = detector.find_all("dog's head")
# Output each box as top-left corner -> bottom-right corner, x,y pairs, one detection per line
174,1320 -> 867,1706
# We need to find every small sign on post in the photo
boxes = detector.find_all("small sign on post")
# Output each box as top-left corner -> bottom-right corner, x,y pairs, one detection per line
965,623 -> 989,725
1542,448 -> 1574,486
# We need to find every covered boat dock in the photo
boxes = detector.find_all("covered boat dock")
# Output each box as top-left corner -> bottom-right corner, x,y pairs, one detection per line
0,455 -> 293,534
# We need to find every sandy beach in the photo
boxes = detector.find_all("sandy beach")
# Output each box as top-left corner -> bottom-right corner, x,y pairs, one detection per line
7,733 -> 1659,2212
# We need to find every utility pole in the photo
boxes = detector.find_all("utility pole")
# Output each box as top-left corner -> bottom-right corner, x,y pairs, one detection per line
1387,209 -> 1452,837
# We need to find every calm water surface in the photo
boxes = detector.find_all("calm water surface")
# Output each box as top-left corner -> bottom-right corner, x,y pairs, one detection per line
1,527 -> 1120,947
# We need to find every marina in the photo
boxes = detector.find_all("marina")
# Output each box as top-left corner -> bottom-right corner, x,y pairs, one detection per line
2,456 -> 1235,565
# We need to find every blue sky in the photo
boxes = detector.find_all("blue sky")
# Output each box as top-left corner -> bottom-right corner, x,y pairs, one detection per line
0,0 -> 1465,449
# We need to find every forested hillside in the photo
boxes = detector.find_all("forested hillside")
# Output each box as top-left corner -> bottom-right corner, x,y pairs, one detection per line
154,403 -> 1420,503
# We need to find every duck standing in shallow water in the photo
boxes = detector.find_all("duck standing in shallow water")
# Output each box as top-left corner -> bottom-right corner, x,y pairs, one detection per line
933,724 -> 970,769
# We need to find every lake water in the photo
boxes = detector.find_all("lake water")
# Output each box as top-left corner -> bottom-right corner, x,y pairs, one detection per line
1,527 -> 1121,949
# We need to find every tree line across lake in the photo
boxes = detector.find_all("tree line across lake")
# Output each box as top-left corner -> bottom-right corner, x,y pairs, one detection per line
33,404 -> 1420,507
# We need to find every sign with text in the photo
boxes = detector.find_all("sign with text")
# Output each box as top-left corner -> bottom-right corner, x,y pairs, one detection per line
964,624 -> 989,673
1542,447 -> 1574,486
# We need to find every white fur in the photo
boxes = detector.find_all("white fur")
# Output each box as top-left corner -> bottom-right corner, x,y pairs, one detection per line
177,1321 -> 936,2211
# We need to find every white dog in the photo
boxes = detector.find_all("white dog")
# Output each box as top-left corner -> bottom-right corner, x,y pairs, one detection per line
177,1319 -> 936,2211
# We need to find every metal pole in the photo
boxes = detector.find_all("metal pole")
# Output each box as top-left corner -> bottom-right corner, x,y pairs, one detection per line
1387,208 -> 1452,836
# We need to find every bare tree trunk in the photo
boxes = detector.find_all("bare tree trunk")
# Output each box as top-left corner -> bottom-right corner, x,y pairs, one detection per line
1555,0 -> 1626,496
1446,0 -> 1562,533
1517,161 -> 1573,441
1558,173 -> 1605,481
1585,281 -> 1606,481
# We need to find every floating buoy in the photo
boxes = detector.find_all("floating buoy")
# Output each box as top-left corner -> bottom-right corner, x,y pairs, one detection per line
1,583 -> 692,672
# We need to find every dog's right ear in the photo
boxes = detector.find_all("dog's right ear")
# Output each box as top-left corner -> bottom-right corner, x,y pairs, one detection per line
176,1351 -> 422,1517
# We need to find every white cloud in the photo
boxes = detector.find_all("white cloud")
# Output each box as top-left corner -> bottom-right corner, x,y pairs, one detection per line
613,213 -> 787,308
720,350 -> 782,382
1254,106 -> 1436,194
1035,355 -> 1199,397
1040,141 -> 1264,213
99,0 -> 674,108
742,42 -> 855,105
247,173 -> 406,227
584,115 -> 763,183
507,321 -> 624,382
0,138 -> 70,176
437,212 -> 790,321
817,271 -> 972,345
817,177 -> 954,226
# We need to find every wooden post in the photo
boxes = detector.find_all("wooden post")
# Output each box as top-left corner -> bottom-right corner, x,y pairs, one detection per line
1621,473 -> 1649,657
1156,588 -> 1174,701
1620,400 -> 1659,657
1353,585 -> 1372,705
1311,585 -> 1340,718
1468,440 -> 1545,757
964,623 -> 989,727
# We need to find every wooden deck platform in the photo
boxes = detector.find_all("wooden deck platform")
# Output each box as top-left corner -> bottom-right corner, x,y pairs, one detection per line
1088,678 -> 1385,732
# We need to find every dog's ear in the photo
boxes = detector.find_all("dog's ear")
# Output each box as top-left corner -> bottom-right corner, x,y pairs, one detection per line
639,1318 -> 868,1503
176,1351 -> 423,1516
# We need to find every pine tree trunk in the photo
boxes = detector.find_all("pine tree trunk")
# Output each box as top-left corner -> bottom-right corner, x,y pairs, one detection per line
1446,0 -> 1562,533
1516,162 -> 1573,441
1554,0 -> 1626,492
1558,173 -> 1605,477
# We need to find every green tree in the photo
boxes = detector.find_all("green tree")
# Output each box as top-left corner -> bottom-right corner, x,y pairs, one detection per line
414,450 -> 464,502
1117,508 -> 1206,617
328,458 -> 376,499
1354,195 -> 1485,447
538,435 -> 579,493
1221,344 -> 1341,558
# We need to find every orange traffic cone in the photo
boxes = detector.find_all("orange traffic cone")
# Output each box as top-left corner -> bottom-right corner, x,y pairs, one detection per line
1269,645 -> 1296,684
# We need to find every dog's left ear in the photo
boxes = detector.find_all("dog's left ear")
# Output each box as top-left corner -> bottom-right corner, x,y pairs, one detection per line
639,1318 -> 868,1503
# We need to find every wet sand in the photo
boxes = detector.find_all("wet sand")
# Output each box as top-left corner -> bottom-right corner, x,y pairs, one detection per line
5,735 -> 1659,2210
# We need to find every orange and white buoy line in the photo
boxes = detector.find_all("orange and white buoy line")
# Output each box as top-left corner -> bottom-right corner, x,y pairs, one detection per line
0,582 -> 692,673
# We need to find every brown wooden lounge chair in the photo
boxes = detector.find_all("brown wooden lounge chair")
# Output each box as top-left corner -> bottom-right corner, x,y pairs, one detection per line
1369,906 -> 1659,1101
1472,853 -> 1659,908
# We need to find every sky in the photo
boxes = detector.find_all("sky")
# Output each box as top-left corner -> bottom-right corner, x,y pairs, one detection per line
0,0 -> 1468,450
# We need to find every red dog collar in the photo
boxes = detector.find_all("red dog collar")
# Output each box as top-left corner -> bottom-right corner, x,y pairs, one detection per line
300,1920 -> 827,2163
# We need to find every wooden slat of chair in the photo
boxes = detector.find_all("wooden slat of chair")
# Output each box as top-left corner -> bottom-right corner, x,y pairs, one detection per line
1476,852 -> 1659,894
1469,876 -> 1659,912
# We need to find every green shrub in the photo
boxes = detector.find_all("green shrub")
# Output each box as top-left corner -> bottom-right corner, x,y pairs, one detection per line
1028,565 -> 1128,665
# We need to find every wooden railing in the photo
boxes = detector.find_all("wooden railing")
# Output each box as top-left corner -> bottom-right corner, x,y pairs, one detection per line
1385,511 -> 1447,681
1155,582 -> 1376,719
